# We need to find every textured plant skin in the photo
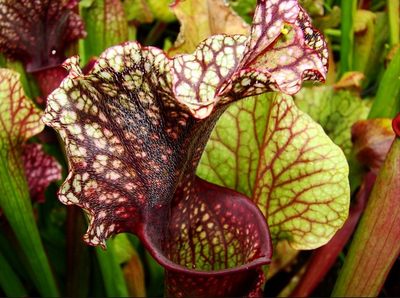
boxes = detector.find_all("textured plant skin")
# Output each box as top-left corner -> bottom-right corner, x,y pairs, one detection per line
171,0 -> 328,119
198,93 -> 350,249
332,117 -> 400,297
0,0 -> 86,72
164,178 -> 271,297
42,0 -> 328,295
0,69 -> 43,143
0,0 -> 86,98
22,143 -> 62,202
290,172 -> 375,297
43,49 -> 272,296
174,0 -> 349,254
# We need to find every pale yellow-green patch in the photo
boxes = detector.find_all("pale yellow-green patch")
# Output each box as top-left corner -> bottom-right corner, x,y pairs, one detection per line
295,87 -> 371,157
60,111 -> 78,125
69,124 -> 82,136
84,123 -> 104,139
198,93 -> 350,250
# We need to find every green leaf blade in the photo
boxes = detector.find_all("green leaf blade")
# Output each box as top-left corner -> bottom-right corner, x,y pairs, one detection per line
332,136 -> 400,296
0,250 -> 27,297
340,0 -> 357,75
80,0 -> 129,65
388,0 -> 399,46
0,69 -> 59,296
96,239 -> 129,297
368,47 -> 400,119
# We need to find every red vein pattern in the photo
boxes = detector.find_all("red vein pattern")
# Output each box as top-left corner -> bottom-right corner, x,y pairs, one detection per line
22,143 -> 62,202
291,172 -> 376,297
258,96 -> 348,248
199,94 -> 350,249
0,68 -> 43,151
294,87 -> 371,158
42,0 -> 328,294
43,48 -> 271,295
161,178 -> 271,297
171,0 -> 328,118
0,0 -> 86,72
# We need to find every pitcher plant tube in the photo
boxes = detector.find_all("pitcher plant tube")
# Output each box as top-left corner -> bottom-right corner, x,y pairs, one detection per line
41,0 -> 349,296
0,0 -> 86,96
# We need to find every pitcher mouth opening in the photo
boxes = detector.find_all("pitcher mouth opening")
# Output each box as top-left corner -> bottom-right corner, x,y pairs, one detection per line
141,224 -> 271,276
139,178 -> 273,277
